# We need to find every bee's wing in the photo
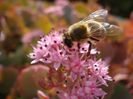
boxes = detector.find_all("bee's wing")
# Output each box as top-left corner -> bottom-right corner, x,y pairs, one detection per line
82,9 -> 108,22
103,23 -> 123,36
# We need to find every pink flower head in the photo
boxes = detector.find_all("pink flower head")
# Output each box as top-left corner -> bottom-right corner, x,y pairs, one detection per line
29,45 -> 50,64
29,29 -> 112,99
64,53 -> 86,80
22,29 -> 43,44
55,0 -> 69,7
88,59 -> 112,86
44,0 -> 69,16
29,30 -> 66,69
37,90 -> 49,99
56,77 -> 107,99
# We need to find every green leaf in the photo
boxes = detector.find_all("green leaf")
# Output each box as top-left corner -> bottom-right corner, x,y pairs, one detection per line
110,83 -> 132,99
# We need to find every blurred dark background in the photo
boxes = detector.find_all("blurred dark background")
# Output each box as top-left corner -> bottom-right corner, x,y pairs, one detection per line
98,0 -> 133,18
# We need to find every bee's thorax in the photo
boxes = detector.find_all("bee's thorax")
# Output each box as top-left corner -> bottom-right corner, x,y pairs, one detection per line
69,24 -> 88,41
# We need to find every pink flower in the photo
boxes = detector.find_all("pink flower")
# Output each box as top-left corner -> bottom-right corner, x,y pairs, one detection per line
29,30 -> 66,69
29,29 -> 112,99
83,77 -> 107,99
55,0 -> 69,7
29,45 -> 50,64
50,46 -> 67,70
44,0 -> 69,16
56,77 -> 107,99
64,53 -> 86,80
80,42 -> 90,53
22,29 -> 43,44
44,6 -> 64,16
37,90 -> 49,99
88,59 -> 112,86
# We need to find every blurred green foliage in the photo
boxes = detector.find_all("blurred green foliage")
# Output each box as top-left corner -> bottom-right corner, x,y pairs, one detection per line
0,67 -> 18,98
111,83 -> 132,99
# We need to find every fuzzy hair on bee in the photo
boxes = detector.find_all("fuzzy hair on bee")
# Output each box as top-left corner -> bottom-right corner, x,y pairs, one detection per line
63,9 -> 122,48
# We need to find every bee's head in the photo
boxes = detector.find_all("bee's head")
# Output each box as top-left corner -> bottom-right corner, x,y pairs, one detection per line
63,33 -> 73,48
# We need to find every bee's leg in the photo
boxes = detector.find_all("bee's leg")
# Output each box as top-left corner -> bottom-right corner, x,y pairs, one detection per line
77,42 -> 80,49
87,41 -> 92,56
77,42 -> 81,53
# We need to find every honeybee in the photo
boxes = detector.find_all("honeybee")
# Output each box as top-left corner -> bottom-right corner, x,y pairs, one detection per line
63,9 -> 122,48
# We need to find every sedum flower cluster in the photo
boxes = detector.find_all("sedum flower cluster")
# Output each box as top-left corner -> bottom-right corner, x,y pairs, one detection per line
44,0 -> 69,16
29,29 -> 112,99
